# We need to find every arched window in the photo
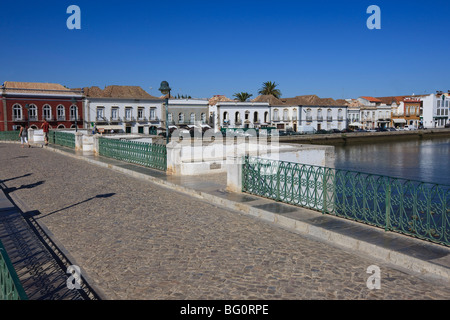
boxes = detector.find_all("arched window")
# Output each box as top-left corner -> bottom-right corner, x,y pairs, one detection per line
327,109 -> 332,121
273,109 -> 279,121
57,105 -> 65,120
223,111 -> 229,120
70,106 -> 78,120
306,108 -> 312,122
235,112 -> 241,123
168,113 -> 173,123
57,124 -> 66,129
178,113 -> 184,123
13,104 -> 22,121
253,111 -> 259,123
190,113 -> 196,124
264,111 -> 269,123
317,108 -> 323,121
29,105 -> 38,121
283,109 -> 289,121
201,113 -> 206,123
43,105 -> 52,121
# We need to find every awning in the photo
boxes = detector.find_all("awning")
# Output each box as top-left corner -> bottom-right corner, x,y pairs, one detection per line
97,125 -> 123,130
392,119 -> 406,124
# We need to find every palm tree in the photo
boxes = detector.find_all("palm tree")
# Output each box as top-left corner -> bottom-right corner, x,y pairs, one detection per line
233,92 -> 253,102
258,81 -> 281,99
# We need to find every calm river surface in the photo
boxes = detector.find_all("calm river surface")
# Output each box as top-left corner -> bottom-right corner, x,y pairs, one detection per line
334,137 -> 450,186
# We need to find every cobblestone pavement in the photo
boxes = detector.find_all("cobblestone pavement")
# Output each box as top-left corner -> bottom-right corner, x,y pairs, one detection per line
1,143 -> 449,300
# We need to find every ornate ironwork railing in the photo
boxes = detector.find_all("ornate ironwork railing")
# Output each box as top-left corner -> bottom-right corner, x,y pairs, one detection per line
98,138 -> 167,171
0,240 -> 28,300
0,131 -> 21,141
49,131 -> 75,148
242,156 -> 450,246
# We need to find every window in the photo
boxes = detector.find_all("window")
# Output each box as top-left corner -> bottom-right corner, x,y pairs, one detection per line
201,113 -> 206,123
190,113 -> 196,123
138,107 -> 144,120
283,109 -> 289,121
273,109 -> 279,121
253,112 -> 259,123
150,108 -> 156,120
13,104 -> 22,121
111,108 -> 119,120
125,108 -> 132,120
306,109 -> 312,122
43,105 -> 52,121
223,112 -> 229,121
29,104 -> 38,121
178,113 -> 184,123
264,111 -> 269,123
244,111 -> 250,120
57,105 -> 65,120
317,109 -> 323,121
168,113 -> 173,123
235,112 -> 241,123
70,106 -> 78,120
96,107 -> 105,121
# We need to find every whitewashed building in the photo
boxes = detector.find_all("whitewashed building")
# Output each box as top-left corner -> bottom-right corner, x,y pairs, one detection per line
421,92 -> 450,128
282,95 -> 348,131
83,86 -> 163,134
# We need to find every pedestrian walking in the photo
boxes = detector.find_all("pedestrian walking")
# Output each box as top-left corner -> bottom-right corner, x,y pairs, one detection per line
41,119 -> 50,146
19,124 -> 30,148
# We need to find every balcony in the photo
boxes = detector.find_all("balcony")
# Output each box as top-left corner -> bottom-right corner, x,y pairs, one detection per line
338,116 -> 344,121
96,116 -> 108,123
317,116 -> 323,122
305,116 -> 313,122
110,117 -> 121,122
124,117 -> 135,123
235,120 -> 242,125
327,116 -> 333,122
57,116 -> 66,121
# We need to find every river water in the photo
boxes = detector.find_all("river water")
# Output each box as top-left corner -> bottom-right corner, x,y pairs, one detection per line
334,137 -> 450,186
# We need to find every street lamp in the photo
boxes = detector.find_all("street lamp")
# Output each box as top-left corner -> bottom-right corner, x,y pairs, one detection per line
71,97 -> 78,132
159,81 -> 171,144
25,104 -> 30,129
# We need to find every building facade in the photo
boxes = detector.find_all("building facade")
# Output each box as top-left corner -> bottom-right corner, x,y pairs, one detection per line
167,98 -> 211,129
1,82 -> 83,131
282,95 -> 348,131
83,86 -> 163,134
421,92 -> 449,128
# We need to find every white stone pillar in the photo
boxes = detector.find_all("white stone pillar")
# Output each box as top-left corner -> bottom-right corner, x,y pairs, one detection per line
226,156 -> 243,193
75,132 -> 83,151
166,143 -> 182,175
92,134 -> 100,155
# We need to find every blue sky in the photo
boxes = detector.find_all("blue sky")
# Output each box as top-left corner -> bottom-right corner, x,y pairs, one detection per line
1,0 -> 449,99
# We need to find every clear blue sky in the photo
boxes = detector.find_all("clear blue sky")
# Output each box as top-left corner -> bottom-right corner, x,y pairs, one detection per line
1,0 -> 449,99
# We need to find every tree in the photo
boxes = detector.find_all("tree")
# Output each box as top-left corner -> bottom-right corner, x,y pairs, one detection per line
233,92 -> 253,102
258,81 -> 281,98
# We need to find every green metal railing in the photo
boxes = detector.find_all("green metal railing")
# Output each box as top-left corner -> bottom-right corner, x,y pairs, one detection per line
0,131 -> 20,141
0,240 -> 28,300
99,138 -> 167,171
49,131 -> 75,148
242,156 -> 450,246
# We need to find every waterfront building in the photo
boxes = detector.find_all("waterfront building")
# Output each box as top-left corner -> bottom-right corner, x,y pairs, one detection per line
282,95 -> 348,132
167,98 -> 211,130
420,91 -> 450,128
0,81 -> 83,131
216,100 -> 271,131
254,95 -> 298,131
83,85 -> 163,134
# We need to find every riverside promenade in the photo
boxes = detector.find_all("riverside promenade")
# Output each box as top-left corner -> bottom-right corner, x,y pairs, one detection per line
0,141 -> 449,300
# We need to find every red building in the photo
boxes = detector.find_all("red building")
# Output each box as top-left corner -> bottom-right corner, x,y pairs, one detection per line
1,82 -> 84,131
